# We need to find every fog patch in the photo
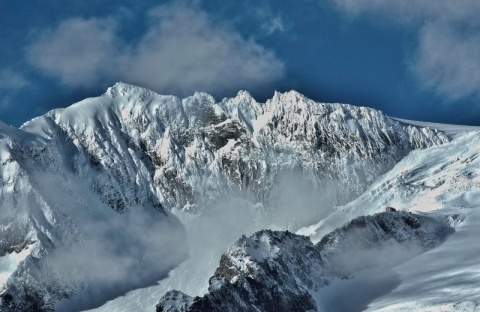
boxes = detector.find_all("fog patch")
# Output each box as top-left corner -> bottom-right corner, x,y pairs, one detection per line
367,208 -> 480,309
188,197 -> 265,253
313,212 -> 455,311
265,169 -> 354,231
155,170 -> 361,297
75,168 -> 377,311
170,197 -> 269,297
49,207 -> 187,312
326,244 -> 425,277
316,234 -> 442,312
166,170 -> 356,297
314,268 -> 400,312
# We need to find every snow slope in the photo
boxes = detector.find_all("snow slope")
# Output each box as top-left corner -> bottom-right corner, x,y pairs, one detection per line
298,129 -> 480,310
394,118 -> 480,139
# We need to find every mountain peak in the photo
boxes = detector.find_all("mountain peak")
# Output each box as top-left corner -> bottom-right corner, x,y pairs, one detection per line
234,90 -> 254,100
272,89 -> 307,102
106,82 -> 155,99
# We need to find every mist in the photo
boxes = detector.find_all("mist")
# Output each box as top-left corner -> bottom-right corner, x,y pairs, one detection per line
264,169 -> 350,231
168,196 -> 269,296
148,169 -> 356,297
47,206 -> 187,312
87,164 -> 383,312
312,211 -> 455,312
313,244 -> 434,312
7,164 -> 376,312
342,245 -> 427,275
314,268 -> 401,312
83,169 -> 354,311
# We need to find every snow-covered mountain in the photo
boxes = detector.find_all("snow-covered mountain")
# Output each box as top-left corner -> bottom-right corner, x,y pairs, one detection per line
0,82 -> 459,311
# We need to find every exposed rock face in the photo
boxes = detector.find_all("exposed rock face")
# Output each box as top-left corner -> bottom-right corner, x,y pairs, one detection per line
157,212 -> 453,312
0,83 -> 449,311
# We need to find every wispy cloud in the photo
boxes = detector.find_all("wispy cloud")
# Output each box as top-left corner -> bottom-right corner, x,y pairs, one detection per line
264,15 -> 285,34
0,70 -> 29,90
330,0 -> 480,25
414,23 -> 480,101
44,207 -> 187,311
0,69 -> 29,110
27,18 -> 118,89
254,6 -> 286,35
331,0 -> 480,101
26,2 -> 284,97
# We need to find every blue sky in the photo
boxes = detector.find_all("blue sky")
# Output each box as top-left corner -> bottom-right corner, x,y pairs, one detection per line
1,0 -> 480,126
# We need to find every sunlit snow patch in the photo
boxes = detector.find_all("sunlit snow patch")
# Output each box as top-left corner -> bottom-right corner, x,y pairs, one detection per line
0,244 -> 34,290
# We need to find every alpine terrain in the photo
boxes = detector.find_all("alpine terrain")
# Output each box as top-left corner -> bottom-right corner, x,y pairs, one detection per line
1,83 -> 479,311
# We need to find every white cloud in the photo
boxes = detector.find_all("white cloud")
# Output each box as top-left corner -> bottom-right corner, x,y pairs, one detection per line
26,3 -> 284,97
414,23 -> 480,100
123,3 -> 284,96
331,0 -> 480,101
0,70 -> 29,110
27,18 -> 118,88
331,0 -> 480,25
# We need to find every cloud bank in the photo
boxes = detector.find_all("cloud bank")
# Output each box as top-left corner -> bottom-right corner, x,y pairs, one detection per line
26,3 -> 284,97
48,207 -> 187,312
331,0 -> 480,101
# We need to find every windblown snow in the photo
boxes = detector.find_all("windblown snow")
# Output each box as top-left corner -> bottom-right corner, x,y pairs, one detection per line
0,82 -> 479,311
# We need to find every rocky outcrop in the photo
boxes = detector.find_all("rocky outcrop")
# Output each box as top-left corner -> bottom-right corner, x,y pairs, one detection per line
158,230 -> 333,312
